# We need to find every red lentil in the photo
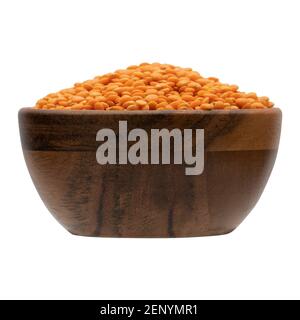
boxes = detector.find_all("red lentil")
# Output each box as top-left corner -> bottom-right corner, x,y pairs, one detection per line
34,63 -> 274,111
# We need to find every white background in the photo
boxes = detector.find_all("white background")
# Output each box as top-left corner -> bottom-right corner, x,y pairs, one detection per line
0,0 -> 299,300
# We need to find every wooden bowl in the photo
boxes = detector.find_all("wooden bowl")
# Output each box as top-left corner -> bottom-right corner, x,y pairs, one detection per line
18,108 -> 282,237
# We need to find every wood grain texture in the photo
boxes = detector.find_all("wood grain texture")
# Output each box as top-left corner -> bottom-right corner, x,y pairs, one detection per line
19,108 -> 282,237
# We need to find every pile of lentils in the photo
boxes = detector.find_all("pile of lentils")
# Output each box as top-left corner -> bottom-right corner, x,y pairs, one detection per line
35,63 -> 274,111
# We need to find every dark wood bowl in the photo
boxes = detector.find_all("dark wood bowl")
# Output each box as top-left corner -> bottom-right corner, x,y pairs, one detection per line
18,108 -> 282,237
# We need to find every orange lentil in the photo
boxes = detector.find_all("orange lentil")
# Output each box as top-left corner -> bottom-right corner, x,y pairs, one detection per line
246,92 -> 257,98
235,98 -> 248,107
200,103 -> 213,110
148,101 -> 157,109
225,106 -> 239,110
145,94 -> 159,102
136,100 -> 147,107
94,102 -> 109,110
156,101 -> 168,108
72,96 -> 85,102
190,100 -> 202,108
127,105 -> 139,111
34,63 -> 274,111
250,102 -> 266,109
122,100 -> 136,108
107,106 -> 124,110
119,95 -> 132,104
146,88 -> 158,94
214,101 -> 225,109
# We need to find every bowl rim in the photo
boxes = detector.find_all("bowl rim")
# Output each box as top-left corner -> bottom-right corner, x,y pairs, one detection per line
19,107 -> 282,152
19,107 -> 281,116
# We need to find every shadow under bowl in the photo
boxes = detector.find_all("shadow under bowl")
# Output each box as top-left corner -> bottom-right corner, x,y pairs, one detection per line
18,108 -> 282,237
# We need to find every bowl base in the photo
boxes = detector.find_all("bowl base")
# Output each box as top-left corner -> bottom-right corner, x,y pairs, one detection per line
67,227 -> 236,238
